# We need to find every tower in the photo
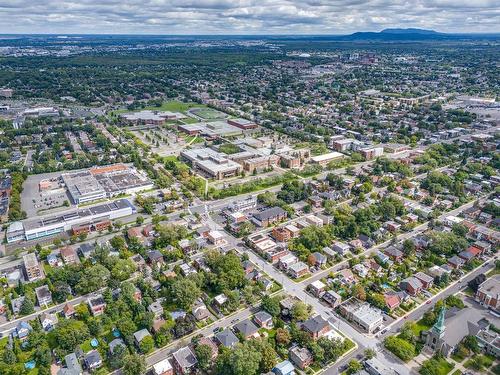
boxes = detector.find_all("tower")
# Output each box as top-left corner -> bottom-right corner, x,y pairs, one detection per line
425,306 -> 447,353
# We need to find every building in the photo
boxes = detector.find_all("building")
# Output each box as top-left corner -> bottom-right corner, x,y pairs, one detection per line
133,328 -> 151,348
60,246 -> 79,265
252,207 -> 287,227
88,295 -> 107,316
153,358 -> 173,375
288,261 -> 310,279
254,311 -> 273,329
83,350 -> 102,371
35,285 -> 52,306
62,170 -> 106,204
243,155 -> 280,173
415,272 -> 434,289
23,253 -> 44,281
120,110 -> 185,125
234,319 -> 259,339
339,298 -> 384,333
302,315 -> 331,340
475,275 -> 499,312
58,353 -> 82,375
360,147 -> 384,161
399,277 -> 423,296
172,346 -> 198,374
322,290 -> 342,308
364,357 -> 399,375
309,280 -> 326,297
181,148 -> 242,180
39,312 -> 58,331
311,151 -> 344,166
227,118 -> 258,130
17,199 -> 135,242
289,346 -> 313,370
215,328 -> 239,348
272,360 -> 295,375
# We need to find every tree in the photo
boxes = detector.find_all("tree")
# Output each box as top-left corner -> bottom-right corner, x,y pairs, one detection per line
347,359 -> 363,374
419,357 -> 442,375
122,353 -> 146,375
384,336 -> 416,362
171,278 -> 201,310
50,319 -> 90,351
76,264 -> 110,294
20,297 -> 35,315
111,259 -> 136,281
109,344 -> 127,369
291,301 -> 309,321
364,348 -> 376,359
463,335 -> 480,353
139,335 -> 155,354
195,343 -> 214,371
261,295 -> 281,317
276,328 -> 291,346
2,347 -> 16,364
217,342 -> 262,375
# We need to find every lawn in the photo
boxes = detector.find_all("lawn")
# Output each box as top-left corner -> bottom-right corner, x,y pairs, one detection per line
190,107 -> 227,120
451,370 -> 462,375
411,319 -> 431,336
420,357 -> 454,375
145,101 -> 206,113
464,354 -> 494,371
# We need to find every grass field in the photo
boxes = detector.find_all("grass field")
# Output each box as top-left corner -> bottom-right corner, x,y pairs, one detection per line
190,106 -> 227,120
145,101 -> 207,113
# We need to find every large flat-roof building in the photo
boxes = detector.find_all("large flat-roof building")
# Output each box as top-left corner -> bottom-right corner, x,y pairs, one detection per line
311,152 -> 344,166
181,148 -> 242,180
23,253 -> 44,282
178,121 -> 243,138
62,164 -> 153,204
119,110 -> 186,125
9,199 -> 135,242
339,298 -> 384,333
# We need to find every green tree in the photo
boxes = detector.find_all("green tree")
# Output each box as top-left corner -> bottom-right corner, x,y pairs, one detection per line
348,359 -> 363,374
291,301 -> 309,321
109,344 -> 127,369
111,259 -> 136,281
261,295 -> 281,317
364,348 -> 376,359
171,278 -> 201,310
195,343 -> 214,371
139,335 -> 155,354
20,297 -> 35,315
49,319 -> 90,351
122,353 -> 146,375
384,336 -> 416,362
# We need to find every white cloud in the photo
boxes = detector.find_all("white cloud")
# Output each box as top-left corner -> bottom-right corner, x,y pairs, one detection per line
0,0 -> 498,34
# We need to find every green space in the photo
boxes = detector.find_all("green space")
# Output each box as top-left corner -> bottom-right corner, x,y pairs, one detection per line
464,354 -> 495,372
190,107 -> 227,120
145,101 -> 207,113
419,356 -> 454,375
219,143 -> 241,154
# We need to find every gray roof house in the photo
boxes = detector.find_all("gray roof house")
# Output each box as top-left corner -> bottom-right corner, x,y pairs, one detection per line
57,353 -> 82,375
133,328 -> 151,346
234,319 -> 259,339
215,328 -> 239,348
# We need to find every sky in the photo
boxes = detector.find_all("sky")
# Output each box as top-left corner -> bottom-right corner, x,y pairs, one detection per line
0,0 -> 499,35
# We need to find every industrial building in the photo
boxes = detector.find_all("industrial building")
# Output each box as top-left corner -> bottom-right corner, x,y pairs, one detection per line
7,199 -> 136,243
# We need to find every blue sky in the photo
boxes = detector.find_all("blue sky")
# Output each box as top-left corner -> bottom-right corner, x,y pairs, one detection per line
0,0 -> 498,34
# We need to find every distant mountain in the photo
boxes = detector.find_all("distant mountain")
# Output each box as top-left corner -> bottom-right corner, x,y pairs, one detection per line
379,28 -> 440,35
340,28 -> 450,41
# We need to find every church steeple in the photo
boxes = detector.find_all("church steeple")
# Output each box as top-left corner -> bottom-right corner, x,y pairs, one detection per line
432,306 -> 446,336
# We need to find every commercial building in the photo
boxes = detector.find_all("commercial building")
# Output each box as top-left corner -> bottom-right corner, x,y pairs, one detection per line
62,164 -> 153,204
243,155 -> 280,173
311,152 -> 344,166
119,110 -> 185,125
227,118 -> 258,130
178,120 -> 243,138
181,148 -> 242,180
339,298 -> 384,333
9,199 -> 135,242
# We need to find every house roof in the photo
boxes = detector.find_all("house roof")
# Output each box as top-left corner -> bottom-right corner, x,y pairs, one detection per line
234,319 -> 259,336
254,311 -> 272,323
253,206 -> 286,221
401,276 -> 423,290
215,328 -> 239,347
302,315 -> 329,334
84,350 -> 102,366
273,360 -> 295,374
415,271 -> 434,284
133,328 -> 151,342
109,338 -> 125,354
172,346 -> 197,369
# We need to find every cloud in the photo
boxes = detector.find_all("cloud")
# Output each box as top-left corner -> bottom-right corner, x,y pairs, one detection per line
0,0 -> 498,34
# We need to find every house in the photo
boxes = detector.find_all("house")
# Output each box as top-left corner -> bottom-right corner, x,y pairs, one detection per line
309,280 -> 326,297
399,277 -> 423,296
458,250 -> 475,262
374,251 -> 389,264
234,319 -> 259,339
130,254 -> 147,272
215,328 -> 239,348
279,253 -> 298,270
301,315 -> 331,340
273,360 -> 295,375
475,275 -> 499,312
60,246 -> 79,265
88,295 -> 106,316
332,241 -> 350,256
84,350 -> 103,371
63,303 -> 76,319
384,247 -> 404,262
39,312 -> 58,331
192,300 -> 210,321
152,358 -> 173,375
198,337 -> 219,361
289,346 -> 313,370
448,255 -> 465,269
207,230 -> 225,246
338,269 -> 357,285
35,285 -> 53,306
108,338 -> 126,355
147,250 -> 164,266
214,293 -> 228,307
15,321 -> 32,340
78,243 -> 95,259
133,328 -> 151,348
252,207 -> 287,227
322,290 -> 342,308
148,300 -> 164,318
58,353 -> 82,375
288,261 -> 310,279
272,227 -> 292,242
415,272 -> 434,289
384,294 -> 401,311
254,311 -> 273,329
310,252 -> 327,267
353,263 -> 369,278
385,221 -> 401,232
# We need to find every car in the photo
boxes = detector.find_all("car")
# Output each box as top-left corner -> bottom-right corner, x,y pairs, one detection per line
404,315 -> 408,319
213,327 -> 222,333
426,300 -> 432,304
381,329 -> 388,334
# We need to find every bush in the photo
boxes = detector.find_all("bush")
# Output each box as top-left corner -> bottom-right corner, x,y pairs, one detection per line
384,336 -> 416,362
